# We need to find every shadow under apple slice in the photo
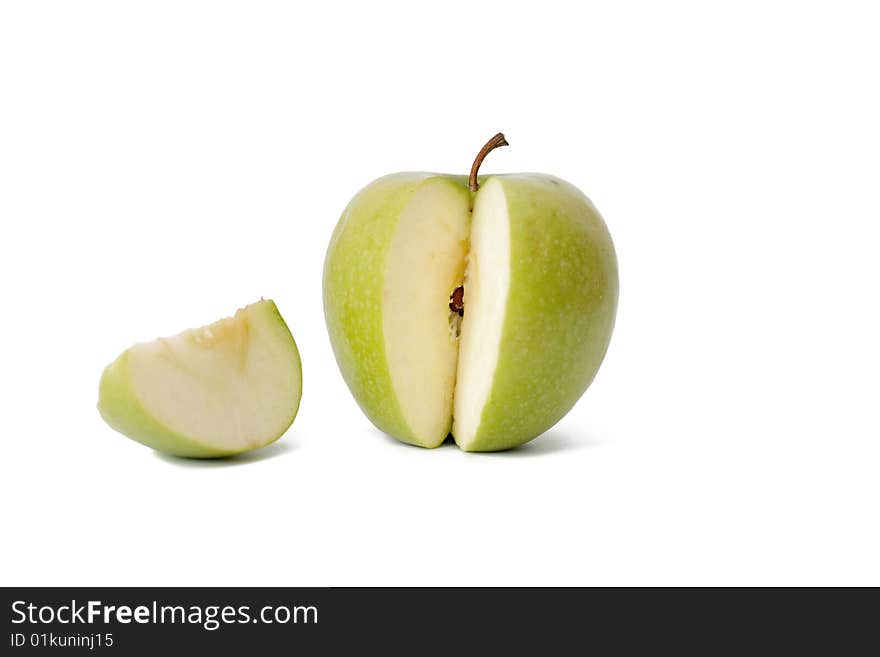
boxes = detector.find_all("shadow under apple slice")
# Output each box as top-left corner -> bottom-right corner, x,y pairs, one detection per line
152,439 -> 296,467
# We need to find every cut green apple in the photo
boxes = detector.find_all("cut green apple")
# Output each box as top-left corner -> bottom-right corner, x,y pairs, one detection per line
98,299 -> 302,458
324,134 -> 618,451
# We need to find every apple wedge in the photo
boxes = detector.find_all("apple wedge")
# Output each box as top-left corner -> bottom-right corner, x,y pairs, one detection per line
324,174 -> 470,448
324,134 -> 618,451
98,299 -> 302,458
453,174 -> 617,450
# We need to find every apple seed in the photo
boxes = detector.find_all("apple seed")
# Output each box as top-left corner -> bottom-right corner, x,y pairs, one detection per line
449,286 -> 464,316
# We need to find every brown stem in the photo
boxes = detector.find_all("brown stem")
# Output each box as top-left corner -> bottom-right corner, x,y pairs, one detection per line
468,133 -> 509,192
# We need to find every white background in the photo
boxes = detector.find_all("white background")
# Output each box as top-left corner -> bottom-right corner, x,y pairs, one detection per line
1,1 -> 878,586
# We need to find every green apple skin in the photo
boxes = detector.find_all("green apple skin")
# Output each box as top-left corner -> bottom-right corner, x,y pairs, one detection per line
323,173 -> 470,447
324,173 -> 617,451
456,175 -> 618,451
98,300 -> 302,458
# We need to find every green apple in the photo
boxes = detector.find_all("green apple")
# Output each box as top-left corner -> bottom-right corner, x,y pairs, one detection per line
98,299 -> 302,458
324,134 -> 618,451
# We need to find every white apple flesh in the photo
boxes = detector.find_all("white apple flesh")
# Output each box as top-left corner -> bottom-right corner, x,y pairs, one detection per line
98,299 -> 302,457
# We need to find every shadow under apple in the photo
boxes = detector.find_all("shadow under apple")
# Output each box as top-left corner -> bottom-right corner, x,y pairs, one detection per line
371,426 -> 599,456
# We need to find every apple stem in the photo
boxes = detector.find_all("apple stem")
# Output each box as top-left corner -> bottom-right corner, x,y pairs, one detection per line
468,133 -> 509,192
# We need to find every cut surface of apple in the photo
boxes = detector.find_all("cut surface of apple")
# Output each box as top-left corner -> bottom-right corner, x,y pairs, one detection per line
98,299 -> 302,458
383,177 -> 470,445
452,176 -> 510,450
324,135 -> 618,451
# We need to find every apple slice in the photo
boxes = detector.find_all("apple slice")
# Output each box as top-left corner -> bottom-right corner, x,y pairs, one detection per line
453,175 -> 617,451
98,299 -> 302,458
324,174 -> 470,448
